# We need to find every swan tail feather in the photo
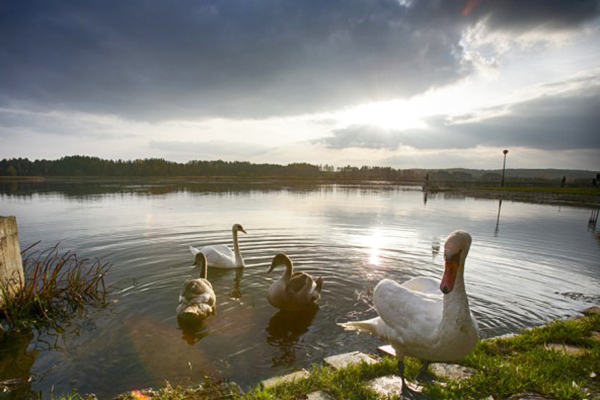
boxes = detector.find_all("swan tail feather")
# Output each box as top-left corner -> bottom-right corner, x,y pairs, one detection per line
315,276 -> 323,293
338,318 -> 380,335
189,246 -> 201,256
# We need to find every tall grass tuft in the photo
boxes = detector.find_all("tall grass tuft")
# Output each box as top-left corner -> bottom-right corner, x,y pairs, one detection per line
1,242 -> 110,331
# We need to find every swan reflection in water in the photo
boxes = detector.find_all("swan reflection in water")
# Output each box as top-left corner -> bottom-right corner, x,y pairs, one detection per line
230,267 -> 244,300
265,307 -> 319,367
178,317 -> 211,345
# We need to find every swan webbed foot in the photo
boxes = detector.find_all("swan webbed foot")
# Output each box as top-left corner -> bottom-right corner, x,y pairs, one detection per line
414,360 -> 433,382
397,358 -> 428,400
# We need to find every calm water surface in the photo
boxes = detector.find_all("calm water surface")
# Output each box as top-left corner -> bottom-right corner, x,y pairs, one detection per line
1,181 -> 599,399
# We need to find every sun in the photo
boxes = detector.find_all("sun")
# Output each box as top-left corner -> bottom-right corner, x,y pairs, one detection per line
335,99 -> 428,131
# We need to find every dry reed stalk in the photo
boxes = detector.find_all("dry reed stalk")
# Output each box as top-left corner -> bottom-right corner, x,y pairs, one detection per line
0,242 -> 110,331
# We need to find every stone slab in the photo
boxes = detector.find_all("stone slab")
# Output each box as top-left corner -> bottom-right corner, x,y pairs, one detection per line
323,351 -> 378,370
260,369 -> 310,389
591,331 -> 600,341
368,375 -> 404,398
367,375 -> 423,399
430,363 -> 476,381
307,391 -> 333,400
544,343 -> 587,357
505,393 -> 553,400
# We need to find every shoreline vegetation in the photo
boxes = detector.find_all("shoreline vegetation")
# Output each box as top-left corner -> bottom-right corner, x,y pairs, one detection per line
1,156 -> 597,184
56,307 -> 600,400
0,243 -> 110,333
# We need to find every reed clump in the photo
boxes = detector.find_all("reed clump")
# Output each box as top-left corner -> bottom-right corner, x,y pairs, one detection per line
1,242 -> 110,331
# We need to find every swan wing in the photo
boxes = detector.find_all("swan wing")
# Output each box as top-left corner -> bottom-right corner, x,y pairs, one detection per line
373,278 -> 442,339
287,272 -> 321,305
190,244 -> 235,268
178,278 -> 216,318
401,276 -> 440,295
286,272 -> 312,294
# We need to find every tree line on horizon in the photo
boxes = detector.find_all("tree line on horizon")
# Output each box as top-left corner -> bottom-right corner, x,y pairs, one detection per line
0,155 -> 593,183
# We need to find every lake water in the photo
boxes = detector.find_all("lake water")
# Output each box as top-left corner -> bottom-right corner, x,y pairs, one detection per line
1,181 -> 599,399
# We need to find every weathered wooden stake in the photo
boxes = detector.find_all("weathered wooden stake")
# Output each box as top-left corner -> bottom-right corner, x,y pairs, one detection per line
0,216 -> 24,308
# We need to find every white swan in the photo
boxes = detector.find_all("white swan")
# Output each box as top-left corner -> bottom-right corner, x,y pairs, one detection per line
189,224 -> 246,269
340,230 -> 479,391
177,252 -> 216,325
267,253 -> 323,311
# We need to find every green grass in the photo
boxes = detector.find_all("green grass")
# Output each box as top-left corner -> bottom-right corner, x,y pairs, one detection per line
427,316 -> 600,400
0,242 -> 110,332
476,186 -> 600,196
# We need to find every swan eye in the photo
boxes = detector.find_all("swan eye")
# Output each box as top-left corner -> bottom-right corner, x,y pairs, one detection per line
445,250 -> 462,265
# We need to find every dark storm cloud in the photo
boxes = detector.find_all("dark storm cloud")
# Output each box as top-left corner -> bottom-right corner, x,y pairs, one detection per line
0,108 -> 136,139
465,0 -> 600,32
1,0 -> 599,121
317,79 -> 600,151
448,87 -> 600,150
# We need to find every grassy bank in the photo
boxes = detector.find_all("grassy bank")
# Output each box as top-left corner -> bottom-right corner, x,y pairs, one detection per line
60,308 -> 599,400
477,186 -> 600,196
447,186 -> 600,208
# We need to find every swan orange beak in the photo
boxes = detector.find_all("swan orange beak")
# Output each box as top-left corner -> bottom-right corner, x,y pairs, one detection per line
440,257 -> 459,294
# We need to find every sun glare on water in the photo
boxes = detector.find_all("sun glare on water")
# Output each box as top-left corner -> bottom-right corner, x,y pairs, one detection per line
365,228 -> 384,267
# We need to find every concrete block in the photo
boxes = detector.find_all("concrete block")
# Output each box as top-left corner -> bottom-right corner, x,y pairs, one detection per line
307,391 -> 332,400
261,369 -> 310,389
544,343 -> 587,357
430,363 -> 476,381
323,351 -> 377,370
367,375 -> 423,398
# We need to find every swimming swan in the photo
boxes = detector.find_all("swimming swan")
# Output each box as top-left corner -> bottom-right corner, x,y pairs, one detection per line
177,252 -> 216,324
267,253 -> 323,311
340,230 -> 479,392
189,224 -> 246,269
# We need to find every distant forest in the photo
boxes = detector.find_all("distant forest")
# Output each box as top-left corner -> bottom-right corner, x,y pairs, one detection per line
0,156 -> 596,183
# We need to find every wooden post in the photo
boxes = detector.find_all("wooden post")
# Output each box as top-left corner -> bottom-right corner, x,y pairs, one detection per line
0,216 -> 24,308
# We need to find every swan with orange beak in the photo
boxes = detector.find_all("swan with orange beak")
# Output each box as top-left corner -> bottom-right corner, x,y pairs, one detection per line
340,230 -> 479,395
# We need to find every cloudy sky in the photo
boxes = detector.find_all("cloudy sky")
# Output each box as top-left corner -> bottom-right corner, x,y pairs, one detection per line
1,0 -> 599,170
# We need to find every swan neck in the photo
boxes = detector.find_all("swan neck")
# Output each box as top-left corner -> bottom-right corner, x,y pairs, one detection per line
442,260 -> 470,318
232,229 -> 244,267
282,259 -> 293,281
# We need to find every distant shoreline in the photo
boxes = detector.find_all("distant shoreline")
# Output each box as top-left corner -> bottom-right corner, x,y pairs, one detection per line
2,175 -> 599,207
426,186 -> 600,208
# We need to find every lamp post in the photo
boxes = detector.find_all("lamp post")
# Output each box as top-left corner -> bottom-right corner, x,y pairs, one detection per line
501,149 -> 508,187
